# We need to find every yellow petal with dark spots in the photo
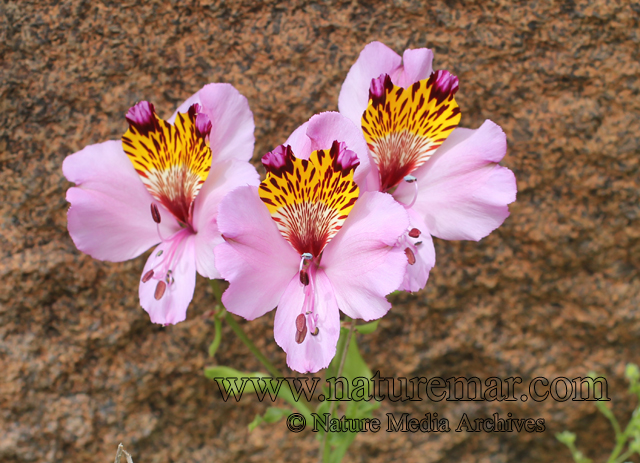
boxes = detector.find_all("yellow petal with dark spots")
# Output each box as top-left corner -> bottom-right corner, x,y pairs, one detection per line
121,102 -> 212,224
362,71 -> 461,192
259,141 -> 359,257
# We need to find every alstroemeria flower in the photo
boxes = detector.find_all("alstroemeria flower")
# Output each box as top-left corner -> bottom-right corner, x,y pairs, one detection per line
214,112 -> 409,373
339,41 -> 517,292
63,84 -> 259,324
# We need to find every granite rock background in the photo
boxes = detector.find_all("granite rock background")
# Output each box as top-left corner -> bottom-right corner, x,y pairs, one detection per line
1,0 -> 639,461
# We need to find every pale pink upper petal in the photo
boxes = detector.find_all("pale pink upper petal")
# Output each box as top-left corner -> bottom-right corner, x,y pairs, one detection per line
169,83 -> 255,163
139,235 -> 197,325
215,186 -> 300,320
394,120 -> 517,241
283,112 -> 372,188
273,269 -> 340,373
391,48 -> 434,88
322,191 -> 409,320
192,159 -> 260,279
400,210 -> 436,292
63,140 -> 180,262
338,42 -> 402,126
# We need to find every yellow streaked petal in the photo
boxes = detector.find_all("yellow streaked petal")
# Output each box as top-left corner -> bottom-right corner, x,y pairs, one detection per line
259,142 -> 359,257
362,71 -> 461,192
121,102 -> 212,224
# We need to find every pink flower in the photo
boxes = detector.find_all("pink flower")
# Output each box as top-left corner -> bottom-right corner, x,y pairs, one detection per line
214,112 -> 409,373
63,84 -> 259,325
339,41 -> 517,292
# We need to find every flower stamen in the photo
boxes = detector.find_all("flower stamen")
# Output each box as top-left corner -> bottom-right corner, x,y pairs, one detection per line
404,247 -> 416,265
154,280 -> 167,300
408,228 -> 421,238
402,176 -> 419,209
150,203 -> 161,224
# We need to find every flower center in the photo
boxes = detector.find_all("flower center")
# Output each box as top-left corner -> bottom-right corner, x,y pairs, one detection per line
122,101 -> 213,225
361,71 -> 461,192
258,141 -> 360,258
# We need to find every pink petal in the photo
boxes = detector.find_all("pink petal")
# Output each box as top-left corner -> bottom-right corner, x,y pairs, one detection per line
192,159 -> 260,279
63,140 -> 180,262
169,83 -> 255,163
394,120 -> 517,241
273,269 -> 340,373
322,191 -> 409,320
392,48 -> 434,88
338,42 -> 402,127
284,111 -> 372,188
139,235 -> 197,325
400,210 -> 436,292
215,186 -> 300,320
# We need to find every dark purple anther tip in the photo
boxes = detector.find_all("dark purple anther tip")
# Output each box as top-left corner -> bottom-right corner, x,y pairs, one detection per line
142,269 -> 154,283
295,324 -> 308,344
151,203 -> 161,224
408,228 -> 421,238
295,313 -> 306,332
404,247 -> 416,265
154,280 -> 167,300
300,269 -> 310,286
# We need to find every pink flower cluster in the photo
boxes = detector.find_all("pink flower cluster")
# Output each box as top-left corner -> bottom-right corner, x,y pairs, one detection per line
63,42 -> 516,373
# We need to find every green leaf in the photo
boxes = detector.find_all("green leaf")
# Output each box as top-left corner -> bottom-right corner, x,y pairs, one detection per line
354,320 -> 379,335
248,407 -> 290,432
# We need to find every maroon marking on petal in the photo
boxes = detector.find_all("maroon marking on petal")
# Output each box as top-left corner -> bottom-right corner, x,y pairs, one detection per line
154,280 -> 167,300
142,269 -> 154,283
369,74 -> 393,107
427,70 -> 459,105
295,324 -> 308,344
408,228 -> 421,238
330,140 -> 360,174
299,269 -> 310,286
405,247 -> 416,265
295,313 -> 306,332
262,145 -> 296,177
151,203 -> 161,224
126,101 -> 158,136
195,112 -> 212,138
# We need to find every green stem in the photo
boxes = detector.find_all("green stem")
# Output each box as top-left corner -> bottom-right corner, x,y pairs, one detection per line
320,317 -> 356,463
224,311 -> 282,378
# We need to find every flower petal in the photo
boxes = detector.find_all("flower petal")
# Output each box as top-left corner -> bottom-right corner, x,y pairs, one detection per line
215,186 -> 300,320
63,140 -> 180,262
170,83 -> 255,163
284,111 -> 372,189
394,120 -> 517,241
139,236 -> 197,325
273,269 -> 340,373
322,191 -> 409,320
392,48 -> 434,88
338,42 -> 402,127
193,159 -> 260,279
400,210 -> 436,292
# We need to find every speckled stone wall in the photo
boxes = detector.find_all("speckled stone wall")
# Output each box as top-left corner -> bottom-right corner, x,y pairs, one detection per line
1,1 -> 639,462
